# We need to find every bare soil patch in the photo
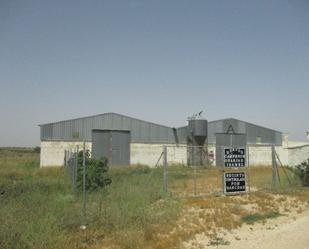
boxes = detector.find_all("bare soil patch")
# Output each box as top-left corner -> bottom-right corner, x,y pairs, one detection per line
182,195 -> 309,249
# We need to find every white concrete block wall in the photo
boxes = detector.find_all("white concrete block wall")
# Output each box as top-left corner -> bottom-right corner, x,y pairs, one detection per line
274,146 -> 289,166
166,145 -> 187,165
246,145 -> 307,167
288,145 -> 309,166
130,143 -> 163,166
248,146 -> 272,166
212,146 -> 288,167
130,143 -> 187,166
40,141 -> 92,167
40,140 -> 309,168
243,146 -> 288,166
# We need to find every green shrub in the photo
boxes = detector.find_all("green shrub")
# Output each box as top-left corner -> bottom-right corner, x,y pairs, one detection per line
76,150 -> 112,191
34,146 -> 40,153
295,159 -> 309,186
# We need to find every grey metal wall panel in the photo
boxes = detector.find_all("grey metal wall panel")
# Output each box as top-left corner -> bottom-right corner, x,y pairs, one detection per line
130,119 -> 141,142
111,131 -> 130,165
215,133 -> 247,167
41,124 -> 53,140
176,126 -> 188,143
64,121 -> 72,140
150,124 -> 159,142
39,114 -> 282,145
92,130 -> 110,160
245,122 -> 281,145
275,131 -> 282,145
140,122 -> 149,141
93,116 -> 101,128
208,120 -> 224,143
222,119 -> 238,133
40,113 -> 178,143
207,122 -> 216,143
208,119 -> 282,145
92,130 -> 130,166
238,121 -> 246,133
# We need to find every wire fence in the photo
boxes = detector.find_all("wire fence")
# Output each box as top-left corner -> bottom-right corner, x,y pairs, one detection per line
157,145 -> 295,198
64,147 -> 79,192
64,142 -> 87,227
63,143 -> 296,203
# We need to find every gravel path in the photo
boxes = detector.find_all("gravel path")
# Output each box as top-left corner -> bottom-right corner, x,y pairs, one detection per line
184,209 -> 309,249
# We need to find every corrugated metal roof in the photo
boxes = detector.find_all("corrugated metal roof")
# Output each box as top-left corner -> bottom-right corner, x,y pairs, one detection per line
39,112 -> 172,129
40,112 -> 178,143
208,118 -> 281,133
39,113 -> 282,145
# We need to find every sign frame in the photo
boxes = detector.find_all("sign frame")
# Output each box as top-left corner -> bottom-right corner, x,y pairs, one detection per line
223,171 -> 247,195
223,147 -> 246,168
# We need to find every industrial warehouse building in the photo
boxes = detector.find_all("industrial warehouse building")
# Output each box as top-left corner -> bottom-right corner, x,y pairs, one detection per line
39,112 -> 299,167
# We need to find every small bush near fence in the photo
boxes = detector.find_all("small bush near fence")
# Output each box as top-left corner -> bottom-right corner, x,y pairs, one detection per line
295,159 -> 309,186
75,150 -> 112,191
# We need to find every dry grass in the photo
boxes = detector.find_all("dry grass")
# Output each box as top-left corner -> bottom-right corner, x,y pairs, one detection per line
150,191 -> 309,249
168,166 -> 222,197
1,149 -> 309,249
167,165 -> 302,198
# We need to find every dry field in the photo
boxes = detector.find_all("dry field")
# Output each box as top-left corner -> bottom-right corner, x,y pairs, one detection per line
167,165 -> 298,198
1,148 -> 309,249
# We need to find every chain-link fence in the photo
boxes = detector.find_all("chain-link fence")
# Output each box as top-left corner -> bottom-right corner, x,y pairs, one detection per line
157,144 -> 295,198
64,142 -> 295,200
64,147 -> 79,191
64,143 -> 88,226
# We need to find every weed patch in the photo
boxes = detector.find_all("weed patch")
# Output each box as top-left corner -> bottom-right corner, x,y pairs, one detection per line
1,149 -> 309,249
242,211 -> 281,224
207,236 -> 230,246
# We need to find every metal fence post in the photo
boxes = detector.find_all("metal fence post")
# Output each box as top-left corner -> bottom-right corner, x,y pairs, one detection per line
69,149 -> 72,184
64,150 -> 67,167
221,145 -> 225,195
73,145 -> 79,192
194,147 -> 197,196
163,146 -> 168,193
247,145 -> 251,194
82,141 -> 87,226
271,145 -> 277,189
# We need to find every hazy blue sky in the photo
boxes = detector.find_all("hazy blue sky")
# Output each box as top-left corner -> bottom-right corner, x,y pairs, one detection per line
1,0 -> 308,146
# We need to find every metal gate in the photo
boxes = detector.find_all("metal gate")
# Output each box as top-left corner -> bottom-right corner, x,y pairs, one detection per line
92,130 -> 130,166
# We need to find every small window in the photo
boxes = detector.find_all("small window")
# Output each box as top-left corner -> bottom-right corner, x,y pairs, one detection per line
256,136 -> 262,144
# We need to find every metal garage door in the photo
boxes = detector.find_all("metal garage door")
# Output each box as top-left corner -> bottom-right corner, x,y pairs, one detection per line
92,130 -> 130,166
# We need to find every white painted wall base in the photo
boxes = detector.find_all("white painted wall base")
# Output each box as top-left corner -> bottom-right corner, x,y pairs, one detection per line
40,141 -> 309,168
130,143 -> 187,166
247,143 -> 309,167
40,141 -> 92,167
288,145 -> 309,166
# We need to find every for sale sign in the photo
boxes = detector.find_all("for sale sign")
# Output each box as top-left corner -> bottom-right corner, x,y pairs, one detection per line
224,172 -> 246,194
224,148 -> 246,167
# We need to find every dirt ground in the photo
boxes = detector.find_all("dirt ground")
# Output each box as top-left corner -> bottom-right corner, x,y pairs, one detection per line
183,209 -> 309,249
